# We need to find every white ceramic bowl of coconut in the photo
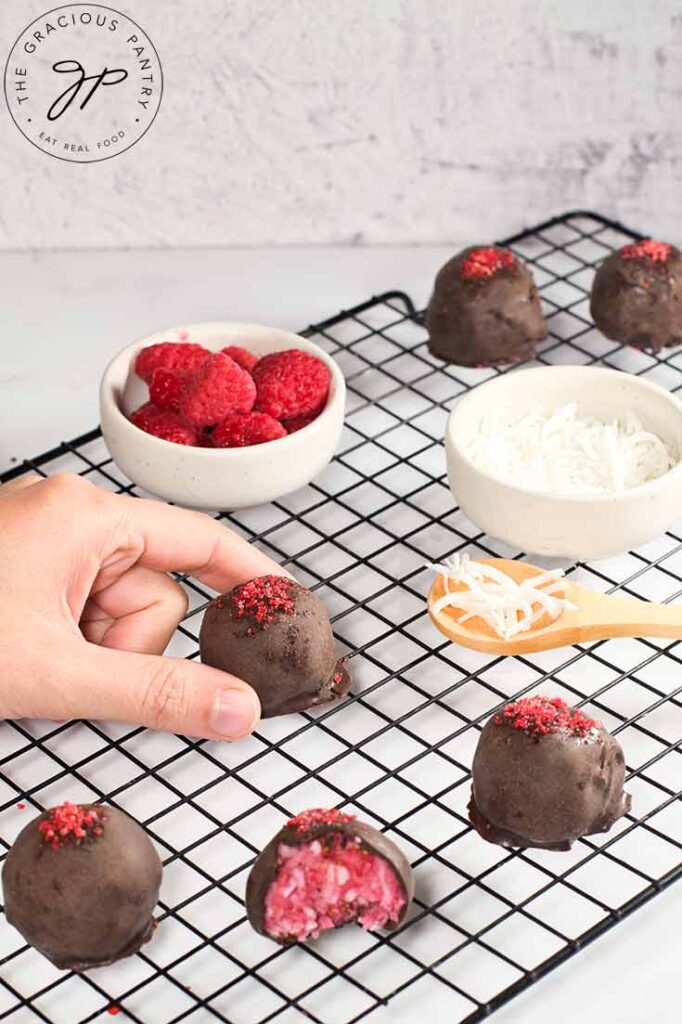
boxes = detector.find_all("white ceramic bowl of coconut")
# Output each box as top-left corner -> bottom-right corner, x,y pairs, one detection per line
446,365 -> 682,560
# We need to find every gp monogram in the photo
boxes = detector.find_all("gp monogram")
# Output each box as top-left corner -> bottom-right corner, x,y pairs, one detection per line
4,4 -> 162,163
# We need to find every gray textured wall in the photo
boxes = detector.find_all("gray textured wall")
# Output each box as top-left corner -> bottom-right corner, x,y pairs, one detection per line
1,0 -> 680,248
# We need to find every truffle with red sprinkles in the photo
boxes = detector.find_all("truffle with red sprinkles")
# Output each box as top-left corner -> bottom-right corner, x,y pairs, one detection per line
469,696 -> 631,851
246,808 -> 413,943
426,245 -> 548,366
590,239 -> 682,352
199,575 -> 351,717
1,804 -> 162,970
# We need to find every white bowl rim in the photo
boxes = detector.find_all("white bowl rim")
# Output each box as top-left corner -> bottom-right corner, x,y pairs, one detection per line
100,320 -> 345,458
447,364 -> 682,505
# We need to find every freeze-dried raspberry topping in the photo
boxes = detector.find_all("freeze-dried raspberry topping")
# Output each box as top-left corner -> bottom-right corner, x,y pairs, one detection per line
180,352 -> 256,427
621,239 -> 671,263
149,367 -> 186,412
38,803 -> 105,850
211,412 -> 287,448
129,403 -> 198,445
461,247 -> 517,279
253,350 -> 330,420
287,808 -> 355,833
263,833 -> 405,941
228,575 -> 297,630
134,342 -> 209,383
221,345 -> 259,373
494,696 -> 600,739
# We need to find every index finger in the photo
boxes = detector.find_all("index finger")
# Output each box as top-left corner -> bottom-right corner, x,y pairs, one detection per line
0,473 -> 43,496
114,493 -> 289,592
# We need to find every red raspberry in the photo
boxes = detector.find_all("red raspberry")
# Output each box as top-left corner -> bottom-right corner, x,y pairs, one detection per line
129,403 -> 198,445
149,367 -> 186,412
180,352 -> 256,427
135,342 -> 209,383
253,350 -> 330,419
128,402 -> 158,432
211,412 -> 287,448
221,345 -> 258,373
283,397 -> 327,433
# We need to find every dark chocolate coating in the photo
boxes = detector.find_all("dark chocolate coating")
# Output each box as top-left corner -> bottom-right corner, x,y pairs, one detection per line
469,717 -> 631,850
246,816 -> 414,942
426,246 -> 548,366
2,805 -> 162,970
590,244 -> 682,352
199,578 -> 350,718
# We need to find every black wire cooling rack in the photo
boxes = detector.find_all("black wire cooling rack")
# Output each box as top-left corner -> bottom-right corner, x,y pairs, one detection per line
1,210 -> 681,1024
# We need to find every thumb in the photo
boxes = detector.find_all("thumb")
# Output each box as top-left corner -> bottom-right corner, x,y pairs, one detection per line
62,641 -> 261,740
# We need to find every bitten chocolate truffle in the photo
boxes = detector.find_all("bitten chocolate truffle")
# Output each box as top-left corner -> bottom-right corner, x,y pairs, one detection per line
2,803 -> 162,970
469,697 -> 631,851
199,575 -> 350,718
590,239 -> 682,352
246,808 -> 414,943
426,246 -> 548,366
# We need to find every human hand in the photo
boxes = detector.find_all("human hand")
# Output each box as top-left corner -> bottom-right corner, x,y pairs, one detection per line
0,473 -> 283,740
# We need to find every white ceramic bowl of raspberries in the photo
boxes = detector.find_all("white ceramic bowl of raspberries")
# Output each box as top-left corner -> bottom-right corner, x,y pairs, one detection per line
100,322 -> 346,509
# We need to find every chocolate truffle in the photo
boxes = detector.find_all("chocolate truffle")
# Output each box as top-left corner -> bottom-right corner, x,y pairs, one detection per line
246,808 -> 414,943
2,802 -> 162,970
590,239 -> 682,352
469,697 -> 631,851
199,575 -> 350,718
426,246 -> 548,366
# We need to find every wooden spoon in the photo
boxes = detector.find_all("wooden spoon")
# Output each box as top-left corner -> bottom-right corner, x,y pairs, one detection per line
428,557 -> 682,656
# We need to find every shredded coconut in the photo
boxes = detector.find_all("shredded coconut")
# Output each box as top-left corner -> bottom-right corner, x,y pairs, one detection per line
463,403 -> 675,495
429,554 -> 577,640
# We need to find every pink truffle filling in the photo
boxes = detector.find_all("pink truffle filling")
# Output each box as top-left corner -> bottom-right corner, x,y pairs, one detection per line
263,835 -> 405,941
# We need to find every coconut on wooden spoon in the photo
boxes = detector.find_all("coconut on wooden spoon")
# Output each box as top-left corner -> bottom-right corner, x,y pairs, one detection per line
428,554 -> 682,656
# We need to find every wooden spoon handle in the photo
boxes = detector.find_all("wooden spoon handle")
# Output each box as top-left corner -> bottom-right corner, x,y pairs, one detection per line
577,588 -> 682,642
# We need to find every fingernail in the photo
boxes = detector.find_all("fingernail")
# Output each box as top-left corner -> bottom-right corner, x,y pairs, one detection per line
210,687 -> 260,739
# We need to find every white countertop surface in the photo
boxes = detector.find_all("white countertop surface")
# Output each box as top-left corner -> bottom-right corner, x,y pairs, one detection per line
0,246 -> 680,1023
